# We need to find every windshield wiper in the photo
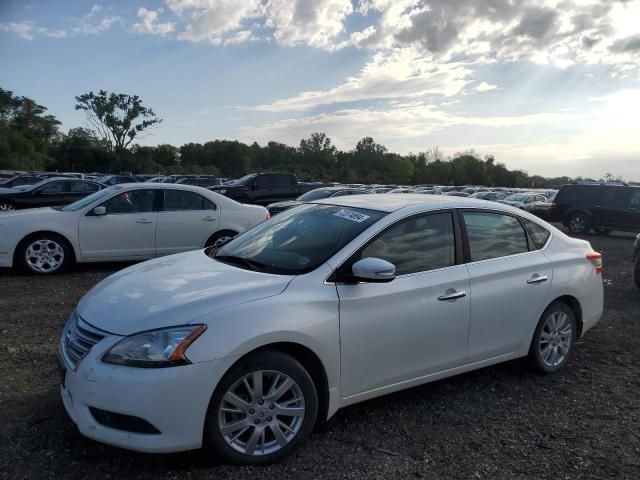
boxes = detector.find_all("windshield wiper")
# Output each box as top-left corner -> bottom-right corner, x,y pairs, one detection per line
214,255 -> 267,272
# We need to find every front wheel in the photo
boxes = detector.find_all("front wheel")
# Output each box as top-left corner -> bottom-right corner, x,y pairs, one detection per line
0,201 -> 15,213
205,350 -> 318,464
17,234 -> 71,275
527,302 -> 577,374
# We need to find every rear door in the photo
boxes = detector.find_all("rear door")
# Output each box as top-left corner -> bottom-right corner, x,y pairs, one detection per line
155,189 -> 220,256
78,189 -> 158,259
461,210 -> 552,362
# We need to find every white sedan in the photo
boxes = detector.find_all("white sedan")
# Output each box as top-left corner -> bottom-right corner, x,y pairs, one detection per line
0,183 -> 269,274
59,195 -> 603,463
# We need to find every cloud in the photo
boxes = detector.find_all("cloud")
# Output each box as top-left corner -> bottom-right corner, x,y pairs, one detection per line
133,8 -> 175,36
0,21 -> 66,40
475,82 -> 498,92
610,34 -> 640,53
255,48 -> 471,111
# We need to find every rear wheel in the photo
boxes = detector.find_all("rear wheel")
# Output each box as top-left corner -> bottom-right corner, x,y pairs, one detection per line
567,213 -> 590,235
0,201 -> 15,213
527,302 -> 577,374
17,233 -> 71,275
205,350 -> 318,464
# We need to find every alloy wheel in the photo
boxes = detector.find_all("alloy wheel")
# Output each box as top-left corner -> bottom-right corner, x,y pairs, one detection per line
217,370 -> 306,456
0,202 -> 14,213
25,239 -> 65,273
539,311 -> 573,367
569,215 -> 586,233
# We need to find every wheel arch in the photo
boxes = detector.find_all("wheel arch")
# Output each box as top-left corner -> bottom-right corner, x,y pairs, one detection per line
548,295 -> 583,338
209,341 -> 330,427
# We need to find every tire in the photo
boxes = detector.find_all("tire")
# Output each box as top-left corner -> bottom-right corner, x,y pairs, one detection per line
634,258 -> 640,290
0,201 -> 15,213
567,212 -> 591,235
594,228 -> 611,236
204,350 -> 318,465
527,302 -> 577,374
17,233 -> 72,275
205,230 -> 238,248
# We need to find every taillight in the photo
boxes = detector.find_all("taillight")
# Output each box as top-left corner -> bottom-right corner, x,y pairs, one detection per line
266,211 -> 271,220
586,251 -> 603,274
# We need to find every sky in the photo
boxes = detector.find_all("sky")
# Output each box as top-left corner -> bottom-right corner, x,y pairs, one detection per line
1,0 -> 640,180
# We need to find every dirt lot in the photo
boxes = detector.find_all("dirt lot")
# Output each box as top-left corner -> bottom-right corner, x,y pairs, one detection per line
1,229 -> 639,480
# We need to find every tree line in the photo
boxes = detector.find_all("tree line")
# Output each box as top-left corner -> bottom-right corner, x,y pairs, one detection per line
0,87 -> 613,188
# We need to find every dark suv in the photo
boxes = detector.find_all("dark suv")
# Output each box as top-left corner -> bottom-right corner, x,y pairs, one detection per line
551,183 -> 640,234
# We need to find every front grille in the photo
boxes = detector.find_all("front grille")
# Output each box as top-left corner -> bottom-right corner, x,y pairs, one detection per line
61,311 -> 105,369
89,407 -> 161,434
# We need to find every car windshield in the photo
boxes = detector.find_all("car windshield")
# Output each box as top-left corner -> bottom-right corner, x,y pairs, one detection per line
231,174 -> 257,185
505,193 -> 528,201
212,204 -> 386,275
297,189 -> 334,201
61,187 -> 117,211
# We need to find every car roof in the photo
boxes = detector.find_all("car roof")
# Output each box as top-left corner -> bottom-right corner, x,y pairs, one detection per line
314,193 -> 519,213
108,182 -> 218,193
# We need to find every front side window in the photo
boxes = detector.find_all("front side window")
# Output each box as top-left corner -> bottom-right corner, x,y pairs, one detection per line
100,189 -> 156,214
163,190 -> 216,211
357,213 -> 455,275
463,212 -> 529,262
214,204 -> 386,275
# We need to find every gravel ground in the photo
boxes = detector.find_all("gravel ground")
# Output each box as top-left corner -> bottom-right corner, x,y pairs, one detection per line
1,228 -> 639,479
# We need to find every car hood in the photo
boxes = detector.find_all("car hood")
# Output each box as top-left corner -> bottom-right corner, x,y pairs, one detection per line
0,207 -> 58,218
77,250 -> 294,336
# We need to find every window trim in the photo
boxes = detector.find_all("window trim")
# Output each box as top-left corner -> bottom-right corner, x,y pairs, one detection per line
330,209 -> 463,283
457,208 -> 549,264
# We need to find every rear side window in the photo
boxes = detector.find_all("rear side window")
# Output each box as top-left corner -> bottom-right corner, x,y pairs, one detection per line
463,212 -> 528,262
522,219 -> 551,249
359,212 -> 455,275
557,185 -> 601,204
164,190 -> 216,211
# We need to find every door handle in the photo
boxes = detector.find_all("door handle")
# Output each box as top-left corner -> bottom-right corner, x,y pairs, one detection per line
437,290 -> 467,301
202,216 -> 217,222
527,275 -> 548,284
136,219 -> 153,224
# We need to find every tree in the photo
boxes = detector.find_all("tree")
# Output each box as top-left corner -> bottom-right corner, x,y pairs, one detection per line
75,90 -> 162,152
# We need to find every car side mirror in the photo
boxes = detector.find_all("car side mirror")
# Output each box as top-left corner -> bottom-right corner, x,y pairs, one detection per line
92,206 -> 107,216
351,257 -> 396,283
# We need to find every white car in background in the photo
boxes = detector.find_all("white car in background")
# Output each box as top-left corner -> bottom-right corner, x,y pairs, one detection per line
0,183 -> 269,274
59,195 -> 603,463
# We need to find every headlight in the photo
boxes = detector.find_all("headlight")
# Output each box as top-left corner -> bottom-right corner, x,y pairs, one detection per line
102,325 -> 206,368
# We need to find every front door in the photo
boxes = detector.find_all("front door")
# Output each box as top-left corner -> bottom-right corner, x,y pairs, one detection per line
337,211 -> 470,397
79,189 -> 158,259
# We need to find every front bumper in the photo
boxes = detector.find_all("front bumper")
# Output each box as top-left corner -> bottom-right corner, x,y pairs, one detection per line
60,336 -> 237,453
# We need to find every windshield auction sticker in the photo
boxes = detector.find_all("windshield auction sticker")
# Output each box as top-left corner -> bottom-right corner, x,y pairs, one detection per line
333,208 -> 371,223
